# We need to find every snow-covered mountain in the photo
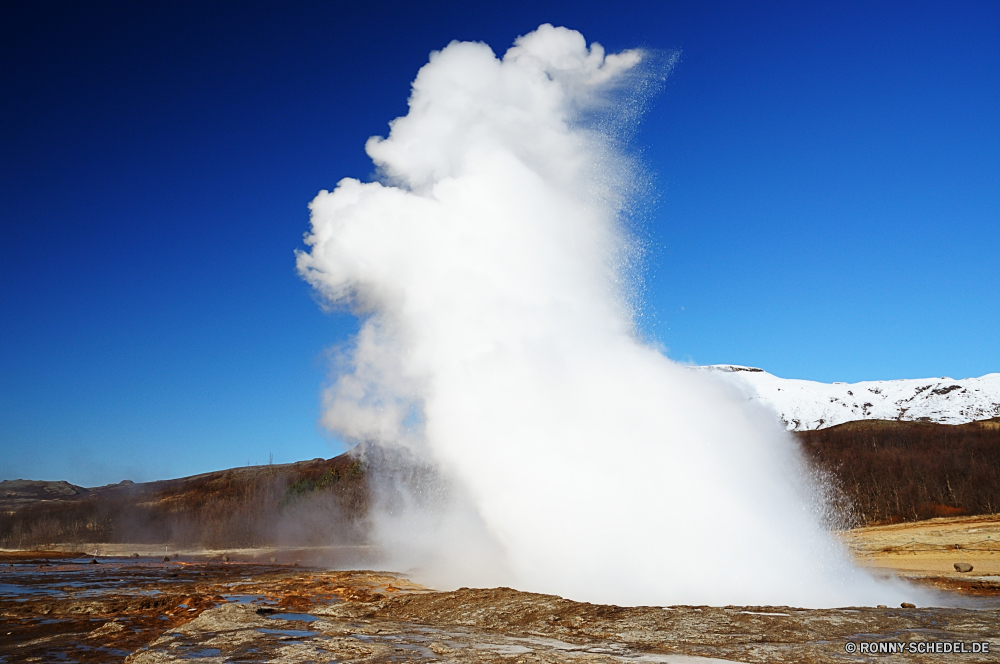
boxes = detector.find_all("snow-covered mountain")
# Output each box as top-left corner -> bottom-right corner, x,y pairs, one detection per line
700,365 -> 1000,431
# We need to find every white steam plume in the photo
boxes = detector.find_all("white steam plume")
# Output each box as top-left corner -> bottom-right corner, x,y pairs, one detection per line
298,24 -> 913,607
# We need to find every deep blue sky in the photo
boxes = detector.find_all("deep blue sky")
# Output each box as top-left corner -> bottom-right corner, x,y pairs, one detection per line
2,1 -> 997,485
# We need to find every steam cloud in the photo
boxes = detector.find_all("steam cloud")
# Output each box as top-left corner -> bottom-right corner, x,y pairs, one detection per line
298,25 -> 909,607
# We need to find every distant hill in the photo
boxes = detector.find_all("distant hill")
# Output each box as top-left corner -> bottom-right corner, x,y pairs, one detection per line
0,453 -> 369,550
701,365 -> 1000,430
0,479 -> 90,512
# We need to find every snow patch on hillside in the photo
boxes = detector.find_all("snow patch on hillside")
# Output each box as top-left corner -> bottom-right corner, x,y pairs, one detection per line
699,365 -> 1000,431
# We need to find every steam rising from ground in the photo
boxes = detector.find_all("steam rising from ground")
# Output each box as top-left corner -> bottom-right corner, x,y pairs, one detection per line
298,25 -> 909,607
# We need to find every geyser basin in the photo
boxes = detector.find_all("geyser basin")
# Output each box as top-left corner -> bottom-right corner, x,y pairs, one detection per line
298,24 -> 914,607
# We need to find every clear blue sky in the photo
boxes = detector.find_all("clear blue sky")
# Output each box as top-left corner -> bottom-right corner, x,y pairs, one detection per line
2,1 -> 997,485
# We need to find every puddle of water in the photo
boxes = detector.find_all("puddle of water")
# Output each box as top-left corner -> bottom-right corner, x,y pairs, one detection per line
1,557 -> 196,608
223,594 -> 264,604
0,583 -> 60,597
266,612 -> 321,622
180,648 -> 221,658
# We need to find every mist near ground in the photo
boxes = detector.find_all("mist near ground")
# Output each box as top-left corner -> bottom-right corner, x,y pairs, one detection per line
0,458 -> 369,554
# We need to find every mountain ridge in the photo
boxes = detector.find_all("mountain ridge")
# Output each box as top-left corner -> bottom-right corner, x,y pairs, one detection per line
701,365 -> 1000,431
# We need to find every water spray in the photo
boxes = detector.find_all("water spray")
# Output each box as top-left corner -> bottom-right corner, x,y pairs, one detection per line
299,24 -> 915,608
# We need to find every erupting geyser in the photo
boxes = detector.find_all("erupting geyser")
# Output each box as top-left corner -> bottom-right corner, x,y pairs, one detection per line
298,24 -> 909,607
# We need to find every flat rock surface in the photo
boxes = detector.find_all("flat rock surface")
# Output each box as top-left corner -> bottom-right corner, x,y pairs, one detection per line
2,549 -> 999,663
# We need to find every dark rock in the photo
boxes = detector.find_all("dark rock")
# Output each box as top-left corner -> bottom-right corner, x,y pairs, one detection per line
954,562 -> 974,573
162,556 -> 171,562
89,558 -> 99,564
901,602 -> 916,608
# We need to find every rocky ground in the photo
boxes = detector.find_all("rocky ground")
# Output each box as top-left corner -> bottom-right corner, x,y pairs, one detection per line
2,515 -> 999,663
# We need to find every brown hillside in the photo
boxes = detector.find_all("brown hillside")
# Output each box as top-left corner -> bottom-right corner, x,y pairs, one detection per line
0,453 -> 369,550
795,418 -> 1000,525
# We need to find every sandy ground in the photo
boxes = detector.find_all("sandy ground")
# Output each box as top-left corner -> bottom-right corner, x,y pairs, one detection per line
839,513 -> 1000,594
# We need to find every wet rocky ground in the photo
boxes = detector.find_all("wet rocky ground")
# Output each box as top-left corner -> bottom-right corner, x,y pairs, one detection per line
1,550 -> 999,663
